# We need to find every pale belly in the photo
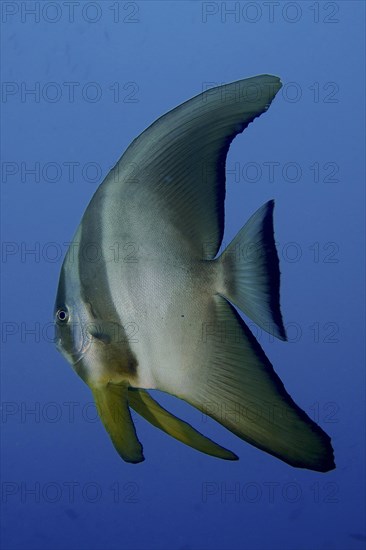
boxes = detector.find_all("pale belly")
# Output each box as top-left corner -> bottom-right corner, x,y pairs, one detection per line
107,256 -> 217,392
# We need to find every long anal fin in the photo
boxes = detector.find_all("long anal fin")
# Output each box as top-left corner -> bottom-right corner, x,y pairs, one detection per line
159,295 -> 335,472
128,388 -> 238,460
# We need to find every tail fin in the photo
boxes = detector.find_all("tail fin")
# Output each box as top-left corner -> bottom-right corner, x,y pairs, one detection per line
217,200 -> 287,340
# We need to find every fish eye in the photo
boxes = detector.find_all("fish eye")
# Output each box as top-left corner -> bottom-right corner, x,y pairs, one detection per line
56,308 -> 69,323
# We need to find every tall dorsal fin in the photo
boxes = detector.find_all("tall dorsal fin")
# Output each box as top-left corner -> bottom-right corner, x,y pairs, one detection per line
101,75 -> 282,259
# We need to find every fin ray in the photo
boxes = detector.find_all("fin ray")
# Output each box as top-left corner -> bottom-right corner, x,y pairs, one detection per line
128,388 -> 238,460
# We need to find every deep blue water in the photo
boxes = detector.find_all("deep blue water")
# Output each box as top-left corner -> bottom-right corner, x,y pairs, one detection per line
1,2 -> 365,550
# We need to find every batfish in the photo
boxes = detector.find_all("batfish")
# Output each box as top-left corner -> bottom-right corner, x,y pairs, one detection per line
54,75 -> 335,471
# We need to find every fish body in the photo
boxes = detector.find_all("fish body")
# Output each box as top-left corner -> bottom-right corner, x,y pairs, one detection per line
55,75 -> 335,471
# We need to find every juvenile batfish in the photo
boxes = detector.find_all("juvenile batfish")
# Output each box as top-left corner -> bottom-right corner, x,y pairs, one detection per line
54,75 -> 335,471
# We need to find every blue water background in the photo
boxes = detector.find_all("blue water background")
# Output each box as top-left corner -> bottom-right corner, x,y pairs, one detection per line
1,2 -> 365,549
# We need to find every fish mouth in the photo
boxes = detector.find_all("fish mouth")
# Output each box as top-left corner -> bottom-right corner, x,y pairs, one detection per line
72,353 -> 85,367
55,337 -> 62,353
55,335 -> 91,369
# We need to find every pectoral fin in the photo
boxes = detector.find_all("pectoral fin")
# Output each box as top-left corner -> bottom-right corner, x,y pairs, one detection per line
128,388 -> 238,460
91,384 -> 144,463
